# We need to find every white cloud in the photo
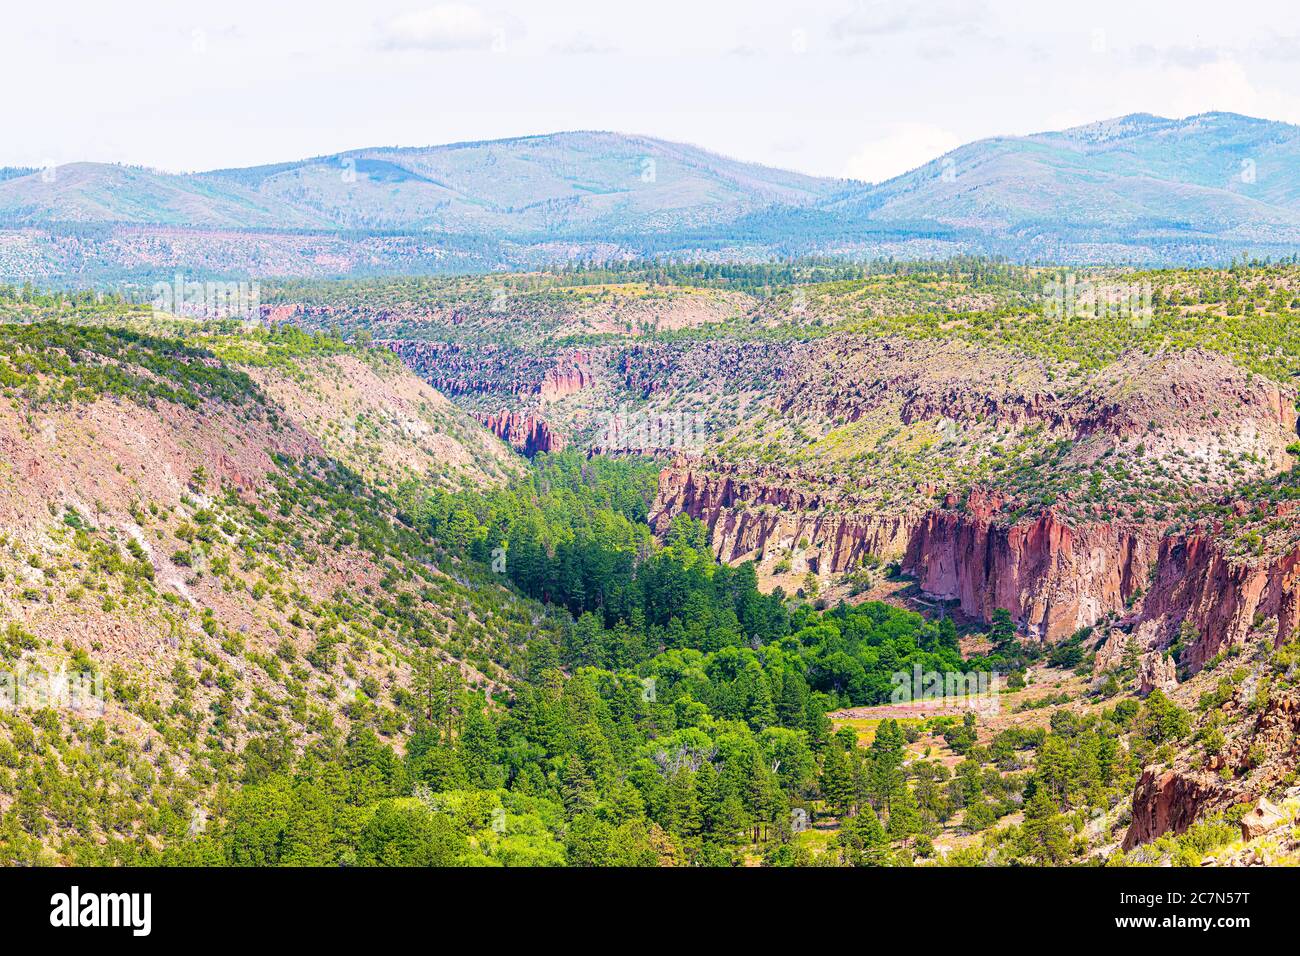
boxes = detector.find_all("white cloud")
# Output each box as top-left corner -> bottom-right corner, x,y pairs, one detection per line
8,0 -> 1300,177
830,0 -> 988,40
1129,44 -> 1226,70
842,123 -> 963,183
378,4 -> 499,51
552,33 -> 617,55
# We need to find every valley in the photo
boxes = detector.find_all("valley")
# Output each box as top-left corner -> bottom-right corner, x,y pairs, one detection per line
5,259 -> 1286,866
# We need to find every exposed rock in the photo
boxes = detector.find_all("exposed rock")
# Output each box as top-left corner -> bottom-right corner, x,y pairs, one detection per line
1240,797 -> 1286,840
1123,768 -> 1229,849
538,363 -> 594,402
653,465 -> 1165,642
384,340 -> 596,403
1138,652 -> 1178,695
649,460 -> 917,578
1093,630 -> 1130,673
653,456 -> 1300,661
1135,530 -> 1300,669
903,496 -> 1161,641
478,410 -> 565,457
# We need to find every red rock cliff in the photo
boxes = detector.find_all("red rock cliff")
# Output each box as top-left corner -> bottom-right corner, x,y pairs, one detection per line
903,497 -> 1162,640
1135,527 -> 1300,668
478,411 -> 565,457
1123,768 -> 1228,850
652,463 -> 1300,662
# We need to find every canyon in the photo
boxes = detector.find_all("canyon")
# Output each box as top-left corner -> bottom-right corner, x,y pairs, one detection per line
372,307 -> 1300,689
280,263 -> 1300,856
650,458 -> 1300,677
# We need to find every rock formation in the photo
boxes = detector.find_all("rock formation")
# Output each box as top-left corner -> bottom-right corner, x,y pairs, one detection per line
652,461 -> 1300,669
1123,768 -> 1229,849
478,411 -> 565,457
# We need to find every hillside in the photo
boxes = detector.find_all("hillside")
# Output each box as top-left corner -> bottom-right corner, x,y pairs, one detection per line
311,259 -> 1300,862
313,260 -> 1300,684
5,266 -> 1300,868
0,132 -> 843,235
6,115 -> 1300,281
838,112 -> 1300,244
0,307 -> 552,862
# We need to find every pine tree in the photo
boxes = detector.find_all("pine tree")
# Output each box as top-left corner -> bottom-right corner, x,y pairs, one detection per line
868,719 -> 906,811
886,781 -> 920,841
820,744 -> 856,816
1021,789 -> 1070,864
457,702 -> 500,789
838,805 -> 889,866
776,671 -> 809,730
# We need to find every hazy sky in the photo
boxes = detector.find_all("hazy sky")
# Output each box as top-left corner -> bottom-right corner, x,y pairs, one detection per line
8,0 -> 1300,182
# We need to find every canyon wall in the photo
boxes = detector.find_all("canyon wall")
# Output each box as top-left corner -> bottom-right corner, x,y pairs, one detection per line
903,496 -> 1162,641
383,340 -> 595,403
651,463 -> 917,576
1135,528 -> 1300,668
478,411 -> 565,457
652,463 -> 1300,664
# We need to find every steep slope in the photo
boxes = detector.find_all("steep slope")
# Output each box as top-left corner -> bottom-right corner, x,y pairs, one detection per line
0,316 -> 553,862
235,346 -> 522,488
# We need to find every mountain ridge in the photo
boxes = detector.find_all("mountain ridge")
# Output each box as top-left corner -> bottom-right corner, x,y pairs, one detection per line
4,113 -> 1300,279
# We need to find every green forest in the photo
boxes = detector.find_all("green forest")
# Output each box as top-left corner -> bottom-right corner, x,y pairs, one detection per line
83,452 -> 1181,867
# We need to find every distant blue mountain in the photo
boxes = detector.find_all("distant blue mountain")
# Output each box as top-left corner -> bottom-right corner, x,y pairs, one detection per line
3,114 -> 1299,280
831,112 -> 1300,245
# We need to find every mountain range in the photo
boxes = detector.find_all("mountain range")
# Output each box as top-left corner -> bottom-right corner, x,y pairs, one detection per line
4,112 -> 1300,281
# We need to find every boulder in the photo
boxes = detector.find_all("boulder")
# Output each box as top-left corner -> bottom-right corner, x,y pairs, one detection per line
1239,797 -> 1286,841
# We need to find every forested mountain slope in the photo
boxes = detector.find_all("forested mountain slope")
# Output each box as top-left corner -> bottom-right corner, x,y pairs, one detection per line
6,114 -> 1300,281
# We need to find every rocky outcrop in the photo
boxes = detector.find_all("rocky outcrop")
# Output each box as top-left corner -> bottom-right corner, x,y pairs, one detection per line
652,464 -> 1163,641
478,411 -> 564,457
1091,632 -> 1178,694
1240,798 -> 1286,841
1137,652 -> 1178,695
1123,692 -> 1300,847
384,341 -> 595,403
1123,768 -> 1229,850
259,304 -> 300,326
1134,526 -> 1300,669
902,493 -> 1161,640
539,363 -> 594,402
650,462 -> 918,574
652,460 -> 1300,660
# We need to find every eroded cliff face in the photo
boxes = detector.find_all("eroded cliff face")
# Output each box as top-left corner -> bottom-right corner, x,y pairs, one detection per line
903,494 -> 1162,641
383,341 -> 595,404
653,458 -> 1300,855
1123,768 -> 1229,850
652,464 -> 1162,640
651,463 -> 1300,665
539,362 -> 595,402
478,411 -> 565,457
1135,525 -> 1300,669
650,462 -> 918,575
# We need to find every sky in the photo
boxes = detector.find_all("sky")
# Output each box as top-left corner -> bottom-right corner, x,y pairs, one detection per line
7,0 -> 1300,183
